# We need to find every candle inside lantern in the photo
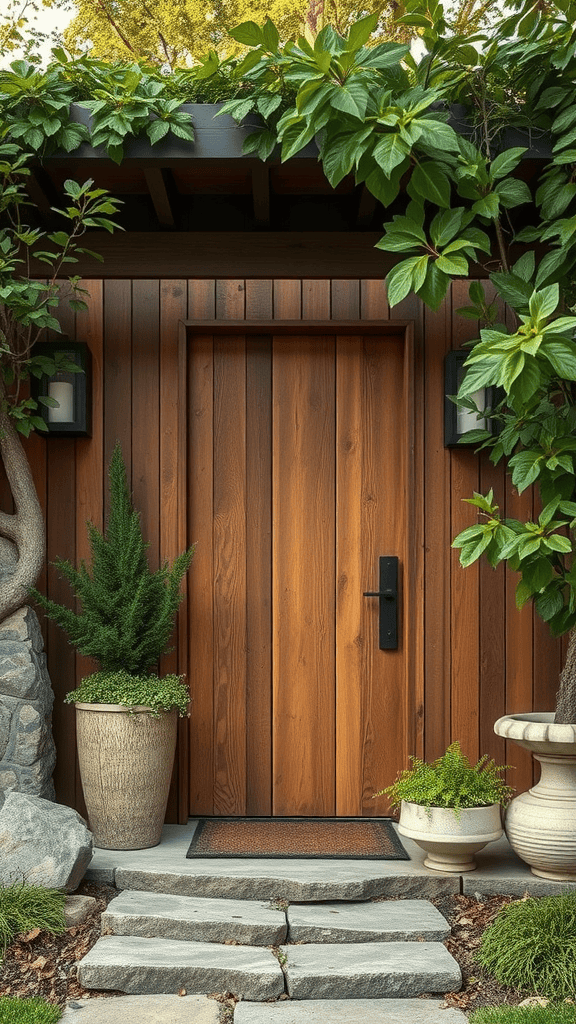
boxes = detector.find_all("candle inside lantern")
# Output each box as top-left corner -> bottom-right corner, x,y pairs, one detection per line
48,381 -> 74,422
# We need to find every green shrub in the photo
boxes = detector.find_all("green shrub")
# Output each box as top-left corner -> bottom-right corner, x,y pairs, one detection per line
0,882 -> 66,954
0,996 -> 62,1023
470,1005 -> 576,1023
478,892 -> 576,999
65,669 -> 190,716
32,443 -> 194,676
377,741 -> 513,813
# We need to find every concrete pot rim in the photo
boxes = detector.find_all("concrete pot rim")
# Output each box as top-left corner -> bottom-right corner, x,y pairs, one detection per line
494,712 -> 576,755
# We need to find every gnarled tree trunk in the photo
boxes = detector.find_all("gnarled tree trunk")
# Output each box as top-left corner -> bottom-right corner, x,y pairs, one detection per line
0,382 -> 45,620
554,627 -> 576,724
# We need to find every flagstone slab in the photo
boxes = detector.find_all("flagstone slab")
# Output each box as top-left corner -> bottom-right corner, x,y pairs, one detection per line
280,942 -> 461,999
103,890 -> 287,944
61,995 -> 219,1023
287,900 -> 450,943
234,999 -> 468,1023
77,935 -> 285,1000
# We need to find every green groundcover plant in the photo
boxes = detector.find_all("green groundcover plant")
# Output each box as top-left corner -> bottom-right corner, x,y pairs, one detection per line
378,740 -> 513,813
0,882 -> 66,954
470,1006 -> 576,1024
0,997 -> 61,1024
478,892 -> 576,999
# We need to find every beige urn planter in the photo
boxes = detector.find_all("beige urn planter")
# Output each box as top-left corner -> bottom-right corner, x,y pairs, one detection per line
75,702 -> 178,850
398,800 -> 503,872
494,712 -> 576,881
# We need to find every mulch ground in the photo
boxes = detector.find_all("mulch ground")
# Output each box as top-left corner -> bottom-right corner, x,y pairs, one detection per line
0,883 -> 532,1016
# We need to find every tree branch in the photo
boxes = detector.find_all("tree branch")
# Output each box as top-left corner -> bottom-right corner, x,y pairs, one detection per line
0,379 -> 45,620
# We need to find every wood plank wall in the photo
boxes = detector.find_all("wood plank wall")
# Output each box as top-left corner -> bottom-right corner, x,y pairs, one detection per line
6,275 -> 562,818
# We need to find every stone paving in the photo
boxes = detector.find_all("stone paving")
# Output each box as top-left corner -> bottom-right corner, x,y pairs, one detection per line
72,820 -> 576,1023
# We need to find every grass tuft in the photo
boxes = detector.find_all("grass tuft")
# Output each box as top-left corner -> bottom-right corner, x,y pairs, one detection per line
0,882 -> 66,954
478,892 -> 576,999
470,1004 -> 576,1023
0,996 -> 62,1023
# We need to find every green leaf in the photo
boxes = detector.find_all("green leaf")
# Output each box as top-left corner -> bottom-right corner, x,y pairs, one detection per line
509,450 -> 542,492
228,21 -> 265,46
495,178 -> 532,208
529,284 -> 559,321
373,134 -> 410,175
409,162 -> 451,207
262,18 -> 280,50
472,192 -> 500,219
435,253 -> 468,275
386,256 -> 422,307
429,208 -> 465,248
490,147 -> 527,179
535,588 -> 564,621
147,120 -> 170,145
346,12 -> 378,49
540,338 -> 576,380
415,261 -> 451,311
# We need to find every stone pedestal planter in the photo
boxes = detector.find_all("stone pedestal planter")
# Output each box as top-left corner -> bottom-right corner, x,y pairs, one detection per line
76,703 -> 177,851
494,712 -> 576,881
398,800 -> 503,872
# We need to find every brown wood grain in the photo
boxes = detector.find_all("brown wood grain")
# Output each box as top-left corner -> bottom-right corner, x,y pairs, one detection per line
331,280 -> 360,320
246,336 -> 273,814
213,335 -> 247,814
131,280 -> 160,565
246,280 -> 273,319
272,335 -> 336,815
422,296 -> 452,761
450,281 -> 481,762
335,334 -> 408,814
188,280 -> 216,320
302,280 -> 330,320
187,335 -> 215,814
216,280 -> 245,320
159,281 -> 188,822
103,280 -> 132,475
274,281 -> 302,319
360,280 -> 389,319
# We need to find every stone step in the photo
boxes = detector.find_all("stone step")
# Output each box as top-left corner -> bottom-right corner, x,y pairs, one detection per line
286,900 -> 450,943
234,1000 -> 468,1023
102,890 -> 287,945
279,941 -> 461,999
77,935 -> 285,1000
110,860 -> 458,903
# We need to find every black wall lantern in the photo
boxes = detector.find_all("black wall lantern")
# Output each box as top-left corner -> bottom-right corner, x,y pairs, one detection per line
444,349 -> 495,448
31,340 -> 91,437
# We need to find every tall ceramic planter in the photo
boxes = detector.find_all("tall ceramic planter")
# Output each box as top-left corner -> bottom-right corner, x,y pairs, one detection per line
494,712 -> 576,881
75,703 -> 177,850
398,800 -> 503,871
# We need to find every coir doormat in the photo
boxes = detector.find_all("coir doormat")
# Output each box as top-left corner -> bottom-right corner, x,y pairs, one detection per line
186,817 -> 409,859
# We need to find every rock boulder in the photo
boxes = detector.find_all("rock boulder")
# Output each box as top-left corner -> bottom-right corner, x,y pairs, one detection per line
0,792 -> 93,892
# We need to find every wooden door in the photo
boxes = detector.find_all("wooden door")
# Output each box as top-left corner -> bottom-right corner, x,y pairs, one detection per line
186,324 -> 414,817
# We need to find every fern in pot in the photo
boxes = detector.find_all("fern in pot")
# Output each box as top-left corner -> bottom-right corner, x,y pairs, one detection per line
33,443 -> 194,850
378,742 -> 513,873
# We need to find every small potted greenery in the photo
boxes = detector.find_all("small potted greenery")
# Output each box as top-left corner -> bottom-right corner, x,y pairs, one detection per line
378,742 -> 513,872
33,444 -> 194,851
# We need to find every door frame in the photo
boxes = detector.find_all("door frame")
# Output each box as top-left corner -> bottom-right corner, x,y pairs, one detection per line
175,318 -> 424,822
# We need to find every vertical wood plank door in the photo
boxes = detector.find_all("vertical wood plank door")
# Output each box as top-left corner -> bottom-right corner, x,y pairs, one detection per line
187,326 -> 413,817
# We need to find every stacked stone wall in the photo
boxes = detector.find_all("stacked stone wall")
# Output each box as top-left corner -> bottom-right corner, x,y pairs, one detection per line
0,605 -> 56,807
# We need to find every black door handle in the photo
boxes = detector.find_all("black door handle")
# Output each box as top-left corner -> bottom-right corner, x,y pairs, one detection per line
363,556 -> 398,650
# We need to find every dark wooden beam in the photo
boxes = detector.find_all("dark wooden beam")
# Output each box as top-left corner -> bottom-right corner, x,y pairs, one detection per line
144,167 -> 174,227
27,231 -> 493,280
251,164 -> 270,227
356,187 -> 378,228
28,232 -> 392,278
